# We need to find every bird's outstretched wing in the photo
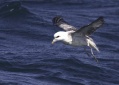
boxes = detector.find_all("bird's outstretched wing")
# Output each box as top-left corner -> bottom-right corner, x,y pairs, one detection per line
52,16 -> 77,31
73,17 -> 104,36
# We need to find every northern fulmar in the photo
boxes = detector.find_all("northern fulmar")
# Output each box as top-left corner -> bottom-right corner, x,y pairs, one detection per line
52,16 -> 104,62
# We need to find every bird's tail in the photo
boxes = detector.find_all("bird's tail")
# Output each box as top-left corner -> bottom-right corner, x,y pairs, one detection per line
87,38 -> 99,52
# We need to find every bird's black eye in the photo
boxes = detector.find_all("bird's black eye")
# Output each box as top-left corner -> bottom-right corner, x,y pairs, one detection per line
56,36 -> 60,38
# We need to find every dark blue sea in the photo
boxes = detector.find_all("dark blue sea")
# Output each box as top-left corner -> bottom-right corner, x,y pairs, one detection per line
0,0 -> 119,85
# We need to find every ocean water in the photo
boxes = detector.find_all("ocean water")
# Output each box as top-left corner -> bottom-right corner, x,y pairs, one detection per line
0,0 -> 119,85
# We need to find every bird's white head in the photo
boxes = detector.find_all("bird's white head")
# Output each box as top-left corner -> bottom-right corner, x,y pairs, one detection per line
52,31 -> 69,44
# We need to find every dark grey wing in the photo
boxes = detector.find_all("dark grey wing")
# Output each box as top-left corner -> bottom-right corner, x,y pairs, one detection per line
52,16 -> 77,31
74,17 -> 104,36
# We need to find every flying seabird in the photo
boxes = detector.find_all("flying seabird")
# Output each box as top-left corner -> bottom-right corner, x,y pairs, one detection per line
52,16 -> 104,62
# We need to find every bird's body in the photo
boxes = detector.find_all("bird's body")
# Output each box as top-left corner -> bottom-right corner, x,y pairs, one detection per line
71,34 -> 88,46
52,16 -> 104,62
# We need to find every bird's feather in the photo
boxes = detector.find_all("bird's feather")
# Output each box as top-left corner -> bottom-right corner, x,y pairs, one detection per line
52,16 -> 77,31
73,17 -> 104,36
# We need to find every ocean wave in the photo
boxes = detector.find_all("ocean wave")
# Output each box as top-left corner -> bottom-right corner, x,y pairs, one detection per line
0,1 -> 31,17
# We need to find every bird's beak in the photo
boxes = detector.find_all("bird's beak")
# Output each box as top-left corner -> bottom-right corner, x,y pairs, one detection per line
52,39 -> 56,44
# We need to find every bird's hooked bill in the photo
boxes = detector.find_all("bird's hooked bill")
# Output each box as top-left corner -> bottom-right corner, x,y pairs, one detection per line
51,39 -> 56,44
52,41 -> 54,44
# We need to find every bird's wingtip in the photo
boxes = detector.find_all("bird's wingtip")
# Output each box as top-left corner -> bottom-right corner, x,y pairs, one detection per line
99,16 -> 104,18
98,16 -> 104,22
52,16 -> 63,25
